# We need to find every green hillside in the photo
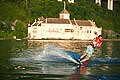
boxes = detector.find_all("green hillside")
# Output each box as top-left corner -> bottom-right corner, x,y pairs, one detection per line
0,0 -> 120,38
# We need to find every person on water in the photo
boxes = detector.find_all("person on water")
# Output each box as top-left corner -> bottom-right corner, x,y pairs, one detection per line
79,35 -> 103,65
79,43 -> 95,65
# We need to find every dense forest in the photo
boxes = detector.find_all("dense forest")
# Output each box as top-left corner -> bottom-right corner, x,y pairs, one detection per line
0,0 -> 120,39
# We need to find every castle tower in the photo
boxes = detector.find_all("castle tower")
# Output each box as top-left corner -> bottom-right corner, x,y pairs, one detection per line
108,0 -> 113,10
59,1 -> 70,19
95,0 -> 101,6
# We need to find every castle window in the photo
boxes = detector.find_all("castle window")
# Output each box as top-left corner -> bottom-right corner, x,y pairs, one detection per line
49,28 -> 51,31
90,30 -> 91,33
61,15 -> 64,19
87,30 -> 89,33
33,30 -> 37,33
80,27 -> 82,30
65,29 -> 74,32
71,29 -> 74,32
52,28 -> 54,31
65,29 -> 71,32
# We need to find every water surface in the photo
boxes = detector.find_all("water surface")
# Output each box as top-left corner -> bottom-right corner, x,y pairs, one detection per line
0,40 -> 120,80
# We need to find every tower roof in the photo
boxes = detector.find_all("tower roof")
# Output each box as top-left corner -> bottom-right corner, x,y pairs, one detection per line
60,9 -> 69,14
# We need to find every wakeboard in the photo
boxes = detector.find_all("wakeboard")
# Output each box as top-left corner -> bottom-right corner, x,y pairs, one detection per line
66,51 -> 81,64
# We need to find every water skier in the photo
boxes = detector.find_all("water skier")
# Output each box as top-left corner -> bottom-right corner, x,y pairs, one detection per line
79,35 -> 103,65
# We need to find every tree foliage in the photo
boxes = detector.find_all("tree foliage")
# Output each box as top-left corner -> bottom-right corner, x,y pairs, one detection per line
14,21 -> 27,38
0,0 -> 120,38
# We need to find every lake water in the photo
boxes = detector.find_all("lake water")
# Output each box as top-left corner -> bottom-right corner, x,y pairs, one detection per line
0,40 -> 120,80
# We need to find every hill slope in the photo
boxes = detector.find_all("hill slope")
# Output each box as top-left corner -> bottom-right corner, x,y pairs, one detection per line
0,0 -> 120,38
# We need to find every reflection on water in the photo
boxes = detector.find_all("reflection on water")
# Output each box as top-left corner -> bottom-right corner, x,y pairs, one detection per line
11,62 -> 77,75
0,40 -> 120,80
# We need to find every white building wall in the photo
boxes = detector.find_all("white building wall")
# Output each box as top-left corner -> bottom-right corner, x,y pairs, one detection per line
28,26 -> 40,39
68,0 -> 74,3
73,25 -> 80,39
37,27 -> 42,39
108,0 -> 113,10
64,24 -> 74,39
60,14 -> 70,19
28,27 -> 32,39
57,0 -> 62,2
28,20 -> 102,40
96,0 -> 101,6
72,25 -> 102,40
40,23 -> 73,39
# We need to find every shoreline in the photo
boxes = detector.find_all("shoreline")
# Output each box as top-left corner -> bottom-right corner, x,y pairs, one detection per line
103,39 -> 120,41
0,38 -> 120,42
27,39 -> 91,42
28,39 -> 120,42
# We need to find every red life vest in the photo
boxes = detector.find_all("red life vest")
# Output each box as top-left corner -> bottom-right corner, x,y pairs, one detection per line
92,37 -> 102,48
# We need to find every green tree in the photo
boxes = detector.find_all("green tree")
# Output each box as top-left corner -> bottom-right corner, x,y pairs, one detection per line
14,21 -> 27,39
